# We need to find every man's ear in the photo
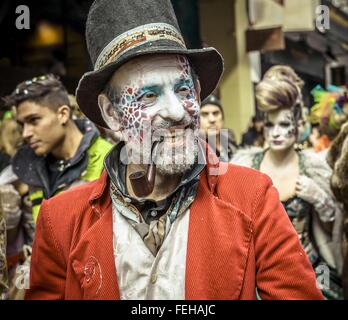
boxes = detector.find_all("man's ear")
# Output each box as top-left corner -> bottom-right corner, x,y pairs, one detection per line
98,93 -> 121,131
195,79 -> 202,105
57,105 -> 71,125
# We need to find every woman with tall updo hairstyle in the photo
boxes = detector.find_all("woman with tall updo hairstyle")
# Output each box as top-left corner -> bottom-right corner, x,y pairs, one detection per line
232,65 -> 344,299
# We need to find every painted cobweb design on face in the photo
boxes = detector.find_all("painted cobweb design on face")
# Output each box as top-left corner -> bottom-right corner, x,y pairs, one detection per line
113,55 -> 201,145
115,83 -> 152,142
176,55 -> 200,128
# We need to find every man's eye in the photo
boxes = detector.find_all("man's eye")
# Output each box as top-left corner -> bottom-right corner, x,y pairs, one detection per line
265,122 -> 273,128
140,92 -> 157,103
177,86 -> 190,95
30,118 -> 40,124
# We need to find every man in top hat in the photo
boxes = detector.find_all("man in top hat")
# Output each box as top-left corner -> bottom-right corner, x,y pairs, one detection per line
26,0 -> 323,300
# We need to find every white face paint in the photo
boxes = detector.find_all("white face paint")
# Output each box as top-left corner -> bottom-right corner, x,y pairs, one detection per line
264,109 -> 297,151
107,54 -> 200,175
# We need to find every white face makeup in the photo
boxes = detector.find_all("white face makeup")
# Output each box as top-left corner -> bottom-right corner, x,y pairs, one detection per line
264,109 -> 297,151
106,54 -> 200,175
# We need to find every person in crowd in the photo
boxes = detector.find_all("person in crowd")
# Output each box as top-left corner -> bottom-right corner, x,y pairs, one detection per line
2,74 -> 113,223
26,0 -> 323,300
232,65 -> 343,299
0,115 -> 22,162
0,182 -> 31,300
326,121 -> 348,299
0,195 -> 7,299
1,76 -> 112,299
240,114 -> 264,147
309,85 -> 348,155
311,126 -> 332,153
0,113 -> 32,300
199,94 -> 237,161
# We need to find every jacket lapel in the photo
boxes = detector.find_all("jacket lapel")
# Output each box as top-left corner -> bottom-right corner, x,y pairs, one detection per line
70,171 -> 120,300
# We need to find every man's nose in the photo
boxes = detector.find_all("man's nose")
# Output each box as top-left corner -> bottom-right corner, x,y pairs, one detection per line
22,124 -> 33,141
158,92 -> 185,122
208,114 -> 216,123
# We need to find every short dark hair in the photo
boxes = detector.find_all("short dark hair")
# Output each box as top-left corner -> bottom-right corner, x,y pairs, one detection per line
3,74 -> 71,112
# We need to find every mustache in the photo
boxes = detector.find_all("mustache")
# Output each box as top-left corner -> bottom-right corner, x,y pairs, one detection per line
151,114 -> 193,130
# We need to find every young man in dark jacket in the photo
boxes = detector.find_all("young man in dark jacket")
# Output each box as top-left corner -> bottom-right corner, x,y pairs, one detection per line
4,74 -> 113,222
0,75 -> 112,299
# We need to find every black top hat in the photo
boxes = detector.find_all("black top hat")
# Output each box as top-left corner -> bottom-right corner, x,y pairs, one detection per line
76,0 -> 224,128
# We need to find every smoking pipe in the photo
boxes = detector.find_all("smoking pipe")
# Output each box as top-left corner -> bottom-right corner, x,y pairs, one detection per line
129,138 -> 162,198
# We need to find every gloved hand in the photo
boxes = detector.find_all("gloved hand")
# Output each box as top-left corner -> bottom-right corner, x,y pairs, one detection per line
296,175 -> 335,222
296,175 -> 322,204
0,184 -> 22,229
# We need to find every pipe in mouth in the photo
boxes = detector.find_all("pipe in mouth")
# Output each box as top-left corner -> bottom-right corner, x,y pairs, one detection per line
129,138 -> 163,198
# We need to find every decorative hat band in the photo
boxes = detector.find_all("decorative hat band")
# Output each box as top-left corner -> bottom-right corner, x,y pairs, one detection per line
95,23 -> 186,71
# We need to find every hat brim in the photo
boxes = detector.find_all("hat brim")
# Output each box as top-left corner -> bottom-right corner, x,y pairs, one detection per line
76,43 -> 224,128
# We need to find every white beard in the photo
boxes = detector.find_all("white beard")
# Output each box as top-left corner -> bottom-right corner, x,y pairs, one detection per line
154,128 -> 199,175
155,138 -> 199,175
122,129 -> 200,175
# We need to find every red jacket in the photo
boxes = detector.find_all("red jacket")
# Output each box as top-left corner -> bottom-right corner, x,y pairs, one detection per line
26,150 -> 323,300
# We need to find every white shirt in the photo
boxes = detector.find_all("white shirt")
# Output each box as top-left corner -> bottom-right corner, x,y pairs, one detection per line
112,197 -> 190,300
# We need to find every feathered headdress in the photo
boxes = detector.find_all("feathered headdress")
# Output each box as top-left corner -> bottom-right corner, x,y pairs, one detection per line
309,85 -> 347,132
